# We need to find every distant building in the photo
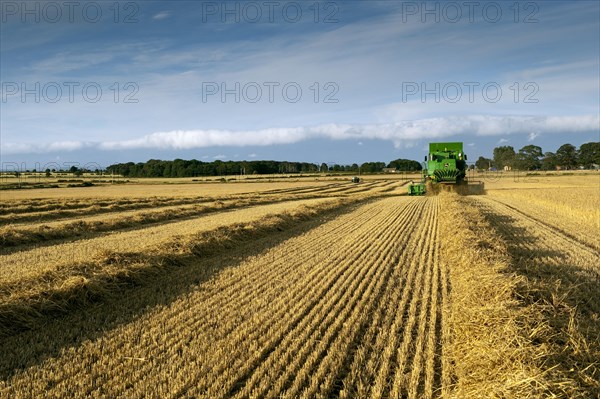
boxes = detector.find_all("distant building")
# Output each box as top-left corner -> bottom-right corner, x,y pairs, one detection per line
382,168 -> 397,173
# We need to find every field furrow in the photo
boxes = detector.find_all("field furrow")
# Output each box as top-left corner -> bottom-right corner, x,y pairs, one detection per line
195,200 -> 420,396
225,205 -> 412,394
0,194 -> 353,251
1,195 -> 447,398
97,201 -> 388,395
0,181 -> 363,222
0,198 -> 341,285
475,196 -> 600,278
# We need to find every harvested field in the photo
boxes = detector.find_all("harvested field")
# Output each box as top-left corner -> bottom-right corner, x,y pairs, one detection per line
0,181 -> 333,201
0,177 -> 406,201
1,174 -> 598,398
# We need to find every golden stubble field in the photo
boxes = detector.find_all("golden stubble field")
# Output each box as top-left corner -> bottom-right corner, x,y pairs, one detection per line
0,173 -> 598,398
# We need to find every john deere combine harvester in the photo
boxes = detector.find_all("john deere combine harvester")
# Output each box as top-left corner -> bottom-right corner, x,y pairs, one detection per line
408,142 -> 483,195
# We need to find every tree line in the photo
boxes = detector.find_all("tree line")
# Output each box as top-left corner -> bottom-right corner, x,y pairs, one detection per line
474,142 -> 600,171
105,158 -> 422,178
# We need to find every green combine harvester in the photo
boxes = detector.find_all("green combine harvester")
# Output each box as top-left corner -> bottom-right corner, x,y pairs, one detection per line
408,142 -> 483,195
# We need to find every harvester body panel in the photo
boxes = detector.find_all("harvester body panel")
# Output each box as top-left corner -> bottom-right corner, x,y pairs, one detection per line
426,142 -> 467,184
407,141 -> 483,196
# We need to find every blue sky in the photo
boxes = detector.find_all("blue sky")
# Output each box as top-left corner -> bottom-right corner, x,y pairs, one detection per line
1,0 -> 599,169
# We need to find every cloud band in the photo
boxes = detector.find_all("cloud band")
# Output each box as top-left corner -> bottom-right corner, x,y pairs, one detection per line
3,114 -> 598,154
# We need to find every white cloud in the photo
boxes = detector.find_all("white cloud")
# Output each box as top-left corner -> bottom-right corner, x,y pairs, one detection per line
248,153 -> 258,158
497,138 -> 509,144
152,11 -> 171,20
2,141 -> 87,154
103,114 -> 596,151
3,114 -> 598,155
213,154 -> 227,159
528,132 -> 540,142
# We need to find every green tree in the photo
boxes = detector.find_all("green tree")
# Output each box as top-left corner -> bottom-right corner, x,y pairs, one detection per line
493,146 -> 516,169
360,162 -> 386,173
387,159 -> 422,171
541,152 -> 558,170
45,169 -> 51,177
556,143 -> 578,170
320,163 -> 328,173
578,142 -> 600,168
475,156 -> 492,170
515,145 -> 543,170
69,165 -> 83,177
